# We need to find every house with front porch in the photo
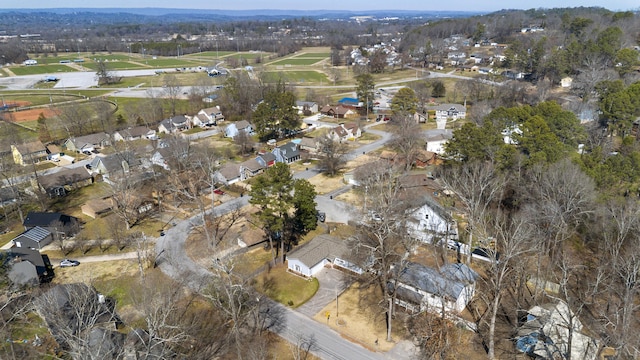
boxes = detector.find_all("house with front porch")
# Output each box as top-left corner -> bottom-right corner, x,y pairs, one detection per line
272,142 -> 300,164
113,126 -> 156,141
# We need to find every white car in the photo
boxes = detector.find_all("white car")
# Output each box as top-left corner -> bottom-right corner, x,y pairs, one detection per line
60,259 -> 80,267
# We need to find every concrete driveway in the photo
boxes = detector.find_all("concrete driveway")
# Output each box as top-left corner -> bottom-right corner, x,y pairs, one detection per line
297,268 -> 347,318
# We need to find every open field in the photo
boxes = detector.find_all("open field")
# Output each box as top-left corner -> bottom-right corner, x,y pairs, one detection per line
295,52 -> 330,58
10,64 -> 78,75
82,61 -> 146,70
263,70 -> 328,83
188,51 -> 236,58
143,58 -> 204,68
269,58 -> 325,66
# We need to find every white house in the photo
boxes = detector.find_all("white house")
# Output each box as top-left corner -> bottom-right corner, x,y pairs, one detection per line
502,124 -> 522,145
224,120 -> 254,138
197,106 -> 225,126
295,101 -> 319,115
434,104 -> 466,121
287,234 -> 362,277
23,59 -> 37,66
424,130 -> 453,155
406,197 -> 458,244
213,163 -> 241,185
158,116 -> 189,134
113,126 -> 156,141
393,262 -> 478,314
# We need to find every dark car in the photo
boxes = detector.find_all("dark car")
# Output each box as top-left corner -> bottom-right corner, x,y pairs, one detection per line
317,211 -> 326,223
60,259 -> 80,267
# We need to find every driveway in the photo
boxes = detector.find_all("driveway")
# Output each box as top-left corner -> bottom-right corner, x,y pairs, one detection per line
297,268 -> 347,318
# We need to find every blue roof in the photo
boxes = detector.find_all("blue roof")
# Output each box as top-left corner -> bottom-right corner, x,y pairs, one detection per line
338,97 -> 359,105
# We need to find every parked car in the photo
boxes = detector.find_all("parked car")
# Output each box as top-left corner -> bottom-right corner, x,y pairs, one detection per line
213,189 -> 225,195
60,259 -> 80,267
317,211 -> 326,223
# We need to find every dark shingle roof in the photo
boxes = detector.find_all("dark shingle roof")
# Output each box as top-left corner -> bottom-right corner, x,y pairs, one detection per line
23,212 -> 77,229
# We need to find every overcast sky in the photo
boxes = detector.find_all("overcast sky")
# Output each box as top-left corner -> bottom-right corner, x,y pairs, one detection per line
3,1 -> 638,12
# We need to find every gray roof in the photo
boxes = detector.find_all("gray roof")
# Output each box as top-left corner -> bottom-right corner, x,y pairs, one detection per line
38,167 -> 92,190
396,262 -> 477,301
287,235 -> 350,268
117,126 -> 153,138
277,142 -> 300,159
434,104 -> 466,112
217,163 -> 241,180
241,158 -> 264,172
24,211 -> 78,229
68,132 -> 110,148
424,130 -> 453,142
258,152 -> 276,163
16,226 -> 51,243
236,120 -> 251,130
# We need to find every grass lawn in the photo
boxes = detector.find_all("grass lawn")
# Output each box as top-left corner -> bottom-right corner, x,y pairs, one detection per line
10,65 -> 78,75
143,58 -> 203,68
82,61 -> 145,70
222,52 -> 265,60
269,58 -> 324,66
193,51 -> 236,58
183,127 -> 204,134
295,52 -> 330,58
263,70 -> 328,83
256,264 -> 319,308
233,247 -> 275,278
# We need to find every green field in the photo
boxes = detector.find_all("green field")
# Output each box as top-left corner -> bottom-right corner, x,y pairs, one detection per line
10,65 -> 78,75
295,52 -> 330,58
142,58 -> 204,67
263,70 -> 328,83
191,51 -> 236,58
222,52 -> 267,60
82,61 -> 146,70
269,58 -> 324,66
89,54 -> 131,61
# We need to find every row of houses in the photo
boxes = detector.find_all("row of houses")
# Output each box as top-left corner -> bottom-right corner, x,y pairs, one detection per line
215,142 -> 301,184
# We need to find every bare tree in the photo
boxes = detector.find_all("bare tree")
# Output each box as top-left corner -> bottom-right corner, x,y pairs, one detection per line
438,161 -> 507,263
289,332 -> 317,360
349,162 -> 417,342
479,210 -> 535,360
234,130 -> 254,156
317,132 -> 349,176
56,103 -> 90,137
163,74 -> 182,116
203,260 -> 268,360
109,176 -> 143,230
388,113 -> 423,170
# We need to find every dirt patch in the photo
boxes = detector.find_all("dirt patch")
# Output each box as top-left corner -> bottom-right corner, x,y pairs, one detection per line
8,107 -> 58,122
307,173 -> 345,195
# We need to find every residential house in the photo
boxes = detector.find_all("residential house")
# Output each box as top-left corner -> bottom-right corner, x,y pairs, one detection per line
392,261 -> 478,314
6,247 -> 54,286
516,301 -> 600,360
414,150 -> 438,168
46,144 -> 62,162
240,158 -> 265,180
214,163 -> 241,185
272,142 -> 301,164
11,140 -> 48,165
560,77 -> 573,88
23,212 -> 79,237
81,198 -> 114,219
424,130 -> 453,155
330,123 -> 362,142
0,186 -> 18,207
434,104 -> 466,121
414,112 -> 428,124
298,137 -> 320,154
63,132 -> 111,153
89,152 -> 138,180
113,126 -> 156,141
256,152 -> 276,168
196,106 -> 225,126
37,166 -> 93,197
149,147 -> 172,170
157,115 -> 189,134
36,283 -> 121,354
295,101 -> 318,115
11,226 -> 53,250
287,234 -> 363,277
406,196 -> 458,244
225,120 -> 254,138
320,105 -> 354,119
